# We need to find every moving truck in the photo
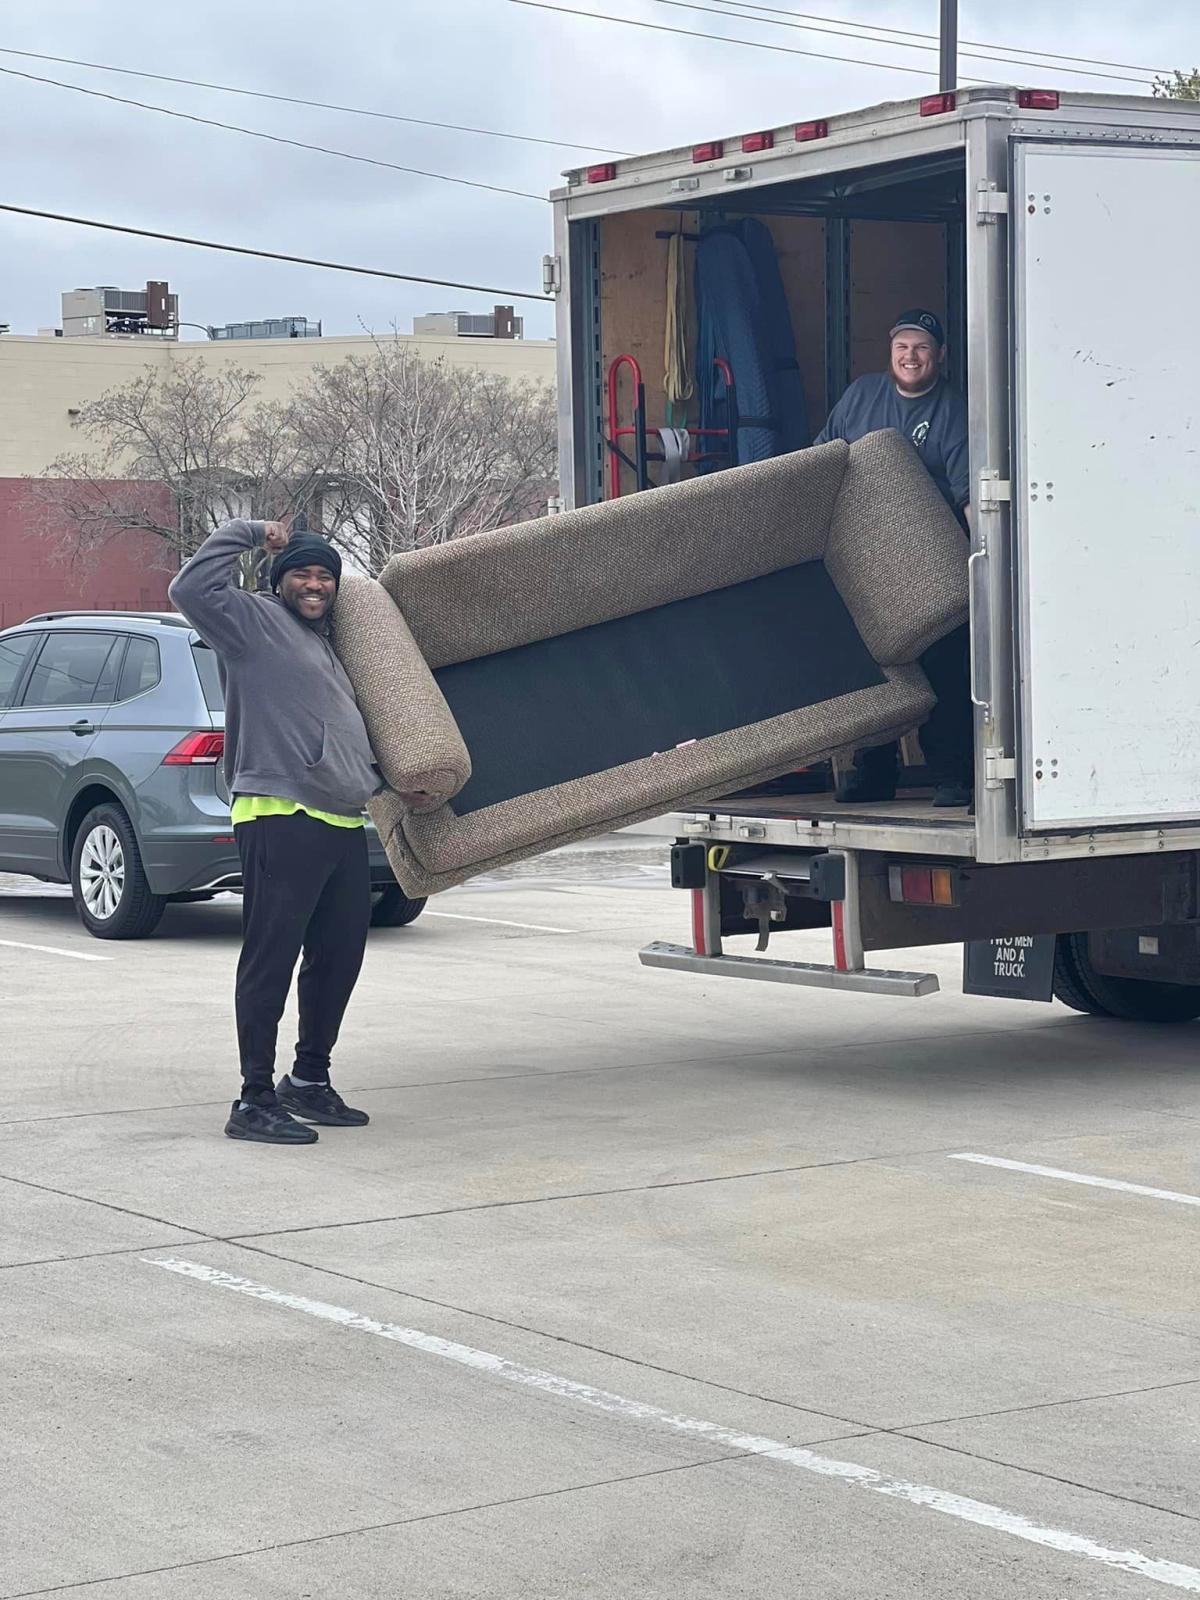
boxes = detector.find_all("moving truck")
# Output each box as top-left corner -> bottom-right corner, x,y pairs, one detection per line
546,85 -> 1200,1018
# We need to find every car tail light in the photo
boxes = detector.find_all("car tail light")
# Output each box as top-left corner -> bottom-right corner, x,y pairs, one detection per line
920,92 -> 957,116
586,163 -> 617,184
741,130 -> 774,153
889,865 -> 957,906
794,119 -> 829,142
163,731 -> 225,765
692,141 -> 724,163
1018,89 -> 1060,110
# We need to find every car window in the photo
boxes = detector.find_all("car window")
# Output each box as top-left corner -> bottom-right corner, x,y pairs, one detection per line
94,638 -> 126,705
21,632 -> 123,709
117,637 -> 161,702
191,643 -> 224,711
0,632 -> 39,708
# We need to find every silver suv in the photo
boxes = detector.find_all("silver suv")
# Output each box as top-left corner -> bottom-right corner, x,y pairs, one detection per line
0,612 -> 423,939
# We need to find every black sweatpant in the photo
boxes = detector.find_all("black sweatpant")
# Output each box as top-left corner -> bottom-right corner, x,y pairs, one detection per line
233,811 -> 371,1098
853,624 -> 974,789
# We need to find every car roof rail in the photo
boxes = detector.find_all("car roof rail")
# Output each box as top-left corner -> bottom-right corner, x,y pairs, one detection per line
17,610 -> 194,629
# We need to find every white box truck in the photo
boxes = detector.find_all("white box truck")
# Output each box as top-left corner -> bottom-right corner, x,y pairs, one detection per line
546,84 -> 1200,1019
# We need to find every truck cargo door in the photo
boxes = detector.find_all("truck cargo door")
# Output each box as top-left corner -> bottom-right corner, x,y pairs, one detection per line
1012,141 -> 1200,831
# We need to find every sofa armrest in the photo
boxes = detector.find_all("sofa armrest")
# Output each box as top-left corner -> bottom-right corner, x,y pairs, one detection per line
824,429 -> 969,665
332,573 -> 471,804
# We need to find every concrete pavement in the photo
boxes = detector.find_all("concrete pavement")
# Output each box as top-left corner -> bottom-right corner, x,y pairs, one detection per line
1,837 -> 1198,1597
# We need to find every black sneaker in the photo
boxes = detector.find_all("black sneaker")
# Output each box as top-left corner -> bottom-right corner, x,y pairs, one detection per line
225,1097 -> 318,1145
835,770 -> 898,804
277,1075 -> 370,1127
931,781 -> 973,808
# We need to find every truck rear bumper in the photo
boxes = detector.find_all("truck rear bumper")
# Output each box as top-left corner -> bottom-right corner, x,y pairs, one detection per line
639,940 -> 939,997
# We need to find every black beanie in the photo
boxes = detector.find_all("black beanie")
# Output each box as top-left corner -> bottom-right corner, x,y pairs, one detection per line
270,532 -> 343,592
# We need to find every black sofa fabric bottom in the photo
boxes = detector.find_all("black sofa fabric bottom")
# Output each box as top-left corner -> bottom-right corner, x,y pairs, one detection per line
438,560 -> 885,817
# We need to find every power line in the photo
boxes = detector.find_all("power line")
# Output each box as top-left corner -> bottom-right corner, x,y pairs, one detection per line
0,44 -> 631,156
508,0 -> 967,78
0,203 -> 550,303
709,0 -> 1169,77
0,64 -> 550,203
677,0 -> 1153,85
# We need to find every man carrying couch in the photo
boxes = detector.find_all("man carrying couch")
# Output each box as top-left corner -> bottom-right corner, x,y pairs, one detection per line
170,518 -> 379,1146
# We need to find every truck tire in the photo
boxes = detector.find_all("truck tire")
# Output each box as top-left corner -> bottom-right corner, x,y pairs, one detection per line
370,885 -> 427,928
1052,932 -> 1200,1023
71,804 -> 167,940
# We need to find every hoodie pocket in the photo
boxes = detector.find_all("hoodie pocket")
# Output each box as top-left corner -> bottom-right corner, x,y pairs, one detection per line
304,717 -> 378,803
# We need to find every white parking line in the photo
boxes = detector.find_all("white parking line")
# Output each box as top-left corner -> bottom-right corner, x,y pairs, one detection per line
426,910 -> 577,935
949,1153 -> 1200,1209
148,1258 -> 1200,1594
0,937 -> 111,963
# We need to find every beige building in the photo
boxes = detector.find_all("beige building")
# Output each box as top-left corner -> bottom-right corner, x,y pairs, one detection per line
0,330 -> 557,477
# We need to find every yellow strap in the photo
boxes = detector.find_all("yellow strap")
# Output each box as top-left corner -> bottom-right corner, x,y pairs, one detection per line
664,229 -> 695,413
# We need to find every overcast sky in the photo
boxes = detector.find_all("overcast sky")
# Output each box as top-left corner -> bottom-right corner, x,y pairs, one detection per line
0,0 -> 1195,342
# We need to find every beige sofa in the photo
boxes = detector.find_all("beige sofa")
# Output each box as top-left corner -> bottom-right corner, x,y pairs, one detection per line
331,429 -> 969,898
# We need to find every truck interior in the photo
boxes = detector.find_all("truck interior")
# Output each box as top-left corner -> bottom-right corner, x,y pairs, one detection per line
589,146 -> 971,842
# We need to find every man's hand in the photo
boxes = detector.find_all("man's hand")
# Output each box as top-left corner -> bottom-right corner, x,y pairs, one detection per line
262,516 -> 294,554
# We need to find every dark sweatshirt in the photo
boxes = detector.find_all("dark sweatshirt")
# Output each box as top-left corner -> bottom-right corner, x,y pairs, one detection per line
168,520 -> 382,815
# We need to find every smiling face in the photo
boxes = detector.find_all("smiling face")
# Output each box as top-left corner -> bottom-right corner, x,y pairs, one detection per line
279,563 -> 337,625
890,329 -> 943,396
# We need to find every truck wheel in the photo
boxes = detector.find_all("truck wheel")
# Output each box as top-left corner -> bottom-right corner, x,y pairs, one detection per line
71,804 -> 166,940
370,885 -> 427,928
1053,932 -> 1200,1023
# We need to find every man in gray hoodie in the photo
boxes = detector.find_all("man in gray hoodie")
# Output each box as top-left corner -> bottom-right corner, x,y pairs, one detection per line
170,518 -> 381,1145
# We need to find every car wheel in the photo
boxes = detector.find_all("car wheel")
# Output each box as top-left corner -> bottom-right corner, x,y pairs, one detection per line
370,885 -> 427,928
71,804 -> 167,940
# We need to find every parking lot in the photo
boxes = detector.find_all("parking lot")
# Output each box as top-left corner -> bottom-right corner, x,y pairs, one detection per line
3,833 -> 1199,1599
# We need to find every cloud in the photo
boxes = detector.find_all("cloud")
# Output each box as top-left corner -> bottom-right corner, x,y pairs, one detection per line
1,0 -> 1195,340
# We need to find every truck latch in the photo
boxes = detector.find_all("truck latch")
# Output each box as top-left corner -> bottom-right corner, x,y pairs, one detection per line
984,748 -> 1017,789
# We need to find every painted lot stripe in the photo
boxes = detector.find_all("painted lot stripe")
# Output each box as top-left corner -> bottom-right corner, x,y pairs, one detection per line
426,910 -> 576,934
148,1258 -> 1200,1593
950,1153 -> 1200,1209
0,937 -> 111,963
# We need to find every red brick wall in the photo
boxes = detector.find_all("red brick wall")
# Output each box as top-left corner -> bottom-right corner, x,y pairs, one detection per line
0,479 -> 178,628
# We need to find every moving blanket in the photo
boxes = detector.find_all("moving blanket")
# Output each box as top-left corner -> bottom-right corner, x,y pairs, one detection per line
332,430 -> 968,898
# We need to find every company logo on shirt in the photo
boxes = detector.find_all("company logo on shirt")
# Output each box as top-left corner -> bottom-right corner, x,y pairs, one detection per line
912,420 -> 931,447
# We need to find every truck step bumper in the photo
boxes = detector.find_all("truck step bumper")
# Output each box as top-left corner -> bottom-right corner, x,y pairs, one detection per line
638,941 -> 939,997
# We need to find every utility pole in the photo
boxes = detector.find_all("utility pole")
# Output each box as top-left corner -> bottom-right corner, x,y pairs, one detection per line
939,0 -> 958,92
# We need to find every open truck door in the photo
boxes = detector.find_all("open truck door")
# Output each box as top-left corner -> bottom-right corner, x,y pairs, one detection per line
1012,142 -> 1200,833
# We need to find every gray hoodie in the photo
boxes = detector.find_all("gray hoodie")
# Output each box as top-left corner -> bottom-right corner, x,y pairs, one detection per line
169,520 -> 382,816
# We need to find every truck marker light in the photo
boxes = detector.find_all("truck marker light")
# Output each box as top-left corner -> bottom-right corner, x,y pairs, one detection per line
742,131 -> 774,153
892,866 -> 957,906
794,120 -> 829,142
1018,89 -> 1060,110
586,163 -> 617,184
692,141 -> 724,163
920,93 -> 957,116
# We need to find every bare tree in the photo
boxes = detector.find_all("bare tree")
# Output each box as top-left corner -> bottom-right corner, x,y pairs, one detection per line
27,360 -> 325,584
26,340 -> 558,585
295,336 -> 557,571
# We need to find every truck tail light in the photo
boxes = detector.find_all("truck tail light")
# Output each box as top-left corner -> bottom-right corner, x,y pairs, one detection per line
920,92 -> 957,116
741,130 -> 774,153
890,865 -> 957,906
163,731 -> 225,765
692,141 -> 724,163
1017,89 -> 1060,110
586,163 -> 617,184
794,119 -> 829,142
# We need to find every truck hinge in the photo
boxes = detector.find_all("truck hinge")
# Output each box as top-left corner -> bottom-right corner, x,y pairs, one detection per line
542,254 -> 562,295
975,185 -> 1010,223
977,469 -> 1012,511
984,748 -> 1017,789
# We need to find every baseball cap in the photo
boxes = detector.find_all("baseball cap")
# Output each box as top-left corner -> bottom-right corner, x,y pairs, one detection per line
890,308 -> 945,346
